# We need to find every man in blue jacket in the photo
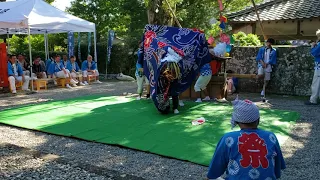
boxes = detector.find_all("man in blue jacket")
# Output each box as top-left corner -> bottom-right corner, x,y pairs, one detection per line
306,30 -> 320,105
256,38 -> 277,99
7,54 -> 30,94
81,55 -> 102,85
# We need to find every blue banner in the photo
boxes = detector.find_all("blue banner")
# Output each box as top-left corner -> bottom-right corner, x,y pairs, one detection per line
68,32 -> 74,58
78,32 -> 81,62
107,30 -> 115,64
88,32 -> 91,55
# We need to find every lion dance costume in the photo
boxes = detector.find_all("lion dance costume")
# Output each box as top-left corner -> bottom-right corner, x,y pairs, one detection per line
138,25 -> 211,113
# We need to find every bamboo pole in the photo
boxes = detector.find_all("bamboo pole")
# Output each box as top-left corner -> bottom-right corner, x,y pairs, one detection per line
250,0 -> 267,40
164,0 -> 182,28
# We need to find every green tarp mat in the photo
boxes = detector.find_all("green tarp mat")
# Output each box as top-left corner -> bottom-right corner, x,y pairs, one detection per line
0,95 -> 299,166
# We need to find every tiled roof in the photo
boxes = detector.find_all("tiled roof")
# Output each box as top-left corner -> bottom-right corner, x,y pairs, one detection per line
228,0 -> 320,22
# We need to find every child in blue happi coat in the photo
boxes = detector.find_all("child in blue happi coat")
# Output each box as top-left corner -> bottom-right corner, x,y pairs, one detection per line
207,98 -> 286,180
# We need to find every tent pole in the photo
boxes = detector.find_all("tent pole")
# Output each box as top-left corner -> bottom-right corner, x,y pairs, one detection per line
94,28 -> 98,63
7,29 -> 10,54
46,33 -> 49,60
44,33 -> 48,60
28,26 -> 34,92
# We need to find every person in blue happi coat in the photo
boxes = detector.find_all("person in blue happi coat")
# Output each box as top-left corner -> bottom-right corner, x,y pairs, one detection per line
81,55 -> 102,85
207,98 -> 286,180
7,54 -> 31,94
48,55 -> 78,88
256,38 -> 277,99
62,54 -> 72,71
70,56 -> 85,86
306,30 -> 320,105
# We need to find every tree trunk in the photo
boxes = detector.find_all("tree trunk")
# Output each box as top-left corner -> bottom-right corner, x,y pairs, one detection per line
147,0 -> 169,25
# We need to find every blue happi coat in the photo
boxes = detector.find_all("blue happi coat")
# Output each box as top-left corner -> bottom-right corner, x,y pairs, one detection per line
48,61 -> 64,75
207,129 -> 286,180
8,61 -> 23,76
138,25 -> 211,112
256,47 -> 277,68
81,60 -> 97,71
311,42 -> 320,70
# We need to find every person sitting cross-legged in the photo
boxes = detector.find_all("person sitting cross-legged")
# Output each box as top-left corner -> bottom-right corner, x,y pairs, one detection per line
7,54 -> 31,94
70,56 -> 85,86
32,56 -> 47,79
48,55 -> 77,88
207,98 -> 286,180
81,55 -> 102,85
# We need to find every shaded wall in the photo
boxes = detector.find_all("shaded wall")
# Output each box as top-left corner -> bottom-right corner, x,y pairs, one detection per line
226,46 -> 315,96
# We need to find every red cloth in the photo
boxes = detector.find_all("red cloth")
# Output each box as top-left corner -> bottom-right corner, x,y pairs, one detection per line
210,60 -> 222,75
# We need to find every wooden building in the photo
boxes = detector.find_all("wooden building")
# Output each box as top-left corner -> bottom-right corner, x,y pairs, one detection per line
228,0 -> 320,40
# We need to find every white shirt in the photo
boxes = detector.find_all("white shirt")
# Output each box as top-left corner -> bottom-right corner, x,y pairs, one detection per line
264,48 -> 272,73
12,64 -> 18,76
88,62 -> 92,69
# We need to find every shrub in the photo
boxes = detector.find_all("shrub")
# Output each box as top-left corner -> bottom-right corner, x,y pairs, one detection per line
233,31 -> 262,46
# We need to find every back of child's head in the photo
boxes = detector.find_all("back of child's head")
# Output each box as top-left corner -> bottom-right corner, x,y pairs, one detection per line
231,98 -> 260,129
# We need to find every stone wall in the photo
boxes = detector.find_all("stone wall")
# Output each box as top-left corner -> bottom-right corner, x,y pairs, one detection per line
226,46 -> 315,96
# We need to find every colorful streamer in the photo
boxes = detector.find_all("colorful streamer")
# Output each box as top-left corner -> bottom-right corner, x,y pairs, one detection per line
218,0 -> 224,11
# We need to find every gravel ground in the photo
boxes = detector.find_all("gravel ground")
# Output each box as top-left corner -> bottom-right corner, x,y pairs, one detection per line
0,81 -> 319,180
0,144 -> 111,180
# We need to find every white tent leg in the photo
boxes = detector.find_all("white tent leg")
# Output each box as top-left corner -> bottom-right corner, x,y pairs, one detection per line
46,33 -> 49,60
7,29 -> 10,54
93,28 -> 98,63
28,26 -> 34,91
44,33 -> 48,60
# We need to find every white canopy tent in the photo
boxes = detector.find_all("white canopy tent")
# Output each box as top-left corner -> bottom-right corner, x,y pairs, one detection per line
0,0 -> 97,91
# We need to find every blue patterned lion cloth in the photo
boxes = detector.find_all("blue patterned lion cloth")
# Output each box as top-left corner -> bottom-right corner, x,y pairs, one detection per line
138,25 -> 211,113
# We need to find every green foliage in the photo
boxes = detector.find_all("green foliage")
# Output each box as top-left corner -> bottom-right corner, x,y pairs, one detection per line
233,31 -> 262,46
4,0 -> 266,75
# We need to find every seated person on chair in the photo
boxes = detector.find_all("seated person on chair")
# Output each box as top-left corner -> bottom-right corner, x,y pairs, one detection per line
48,55 -> 77,88
81,55 -> 102,84
17,54 -> 30,76
256,38 -> 277,98
70,56 -> 85,86
62,55 -> 71,69
32,56 -> 47,79
226,70 -> 238,94
8,54 -> 31,94
194,63 -> 212,103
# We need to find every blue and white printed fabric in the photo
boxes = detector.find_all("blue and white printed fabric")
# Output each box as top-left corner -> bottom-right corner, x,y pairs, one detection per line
138,25 -> 211,112
200,63 -> 212,76
207,129 -> 286,180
